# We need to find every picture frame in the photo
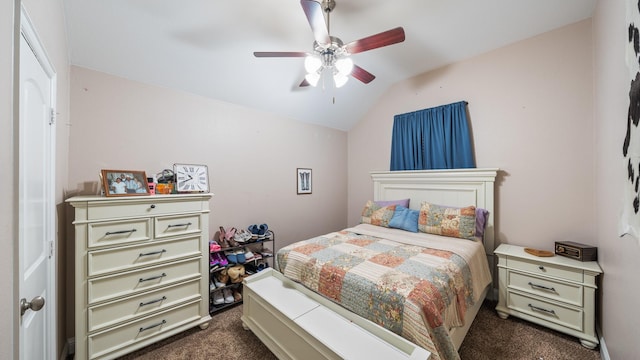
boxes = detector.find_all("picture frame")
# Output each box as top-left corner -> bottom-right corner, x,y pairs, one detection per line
296,168 -> 312,194
101,169 -> 151,197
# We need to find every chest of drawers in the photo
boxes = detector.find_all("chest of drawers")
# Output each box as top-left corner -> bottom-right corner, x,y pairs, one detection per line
67,194 -> 212,359
494,244 -> 602,349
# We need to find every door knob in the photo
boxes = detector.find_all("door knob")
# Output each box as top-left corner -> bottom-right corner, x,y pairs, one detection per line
20,296 -> 45,316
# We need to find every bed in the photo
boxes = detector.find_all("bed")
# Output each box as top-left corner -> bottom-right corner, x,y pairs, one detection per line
242,168 -> 498,360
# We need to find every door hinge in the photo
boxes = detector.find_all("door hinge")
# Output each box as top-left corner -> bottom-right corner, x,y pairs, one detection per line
49,108 -> 56,125
48,241 -> 54,259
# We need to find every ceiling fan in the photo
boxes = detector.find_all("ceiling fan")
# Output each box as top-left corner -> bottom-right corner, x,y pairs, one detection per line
253,0 -> 405,88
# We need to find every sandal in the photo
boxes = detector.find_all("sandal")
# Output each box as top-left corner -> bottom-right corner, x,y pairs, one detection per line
218,226 -> 230,248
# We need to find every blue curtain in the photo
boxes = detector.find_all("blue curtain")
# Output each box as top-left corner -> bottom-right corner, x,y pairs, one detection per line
390,101 -> 475,170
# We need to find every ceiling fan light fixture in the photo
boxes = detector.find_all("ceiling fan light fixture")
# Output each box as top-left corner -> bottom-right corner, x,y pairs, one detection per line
333,72 -> 349,88
304,55 -> 323,73
335,57 -> 353,76
305,71 -> 321,87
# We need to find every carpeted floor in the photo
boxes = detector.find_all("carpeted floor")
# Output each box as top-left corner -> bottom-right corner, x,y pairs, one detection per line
116,300 -> 601,360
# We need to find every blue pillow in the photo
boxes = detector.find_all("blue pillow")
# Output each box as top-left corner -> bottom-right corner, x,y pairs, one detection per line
388,205 -> 419,233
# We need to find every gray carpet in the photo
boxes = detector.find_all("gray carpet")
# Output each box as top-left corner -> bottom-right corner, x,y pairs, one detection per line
117,300 -> 601,360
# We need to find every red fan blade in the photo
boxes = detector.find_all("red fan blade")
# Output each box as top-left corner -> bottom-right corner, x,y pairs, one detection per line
254,51 -> 308,58
301,0 -> 331,46
351,64 -> 375,84
345,27 -> 405,55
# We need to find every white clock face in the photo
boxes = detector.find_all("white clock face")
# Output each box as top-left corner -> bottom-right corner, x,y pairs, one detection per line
175,164 -> 209,192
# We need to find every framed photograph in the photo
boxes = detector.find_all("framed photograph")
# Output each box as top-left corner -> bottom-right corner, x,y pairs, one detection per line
101,169 -> 151,197
297,168 -> 312,194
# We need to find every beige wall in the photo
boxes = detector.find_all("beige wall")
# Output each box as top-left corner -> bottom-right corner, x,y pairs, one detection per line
348,20 -> 595,250
594,1 -> 640,358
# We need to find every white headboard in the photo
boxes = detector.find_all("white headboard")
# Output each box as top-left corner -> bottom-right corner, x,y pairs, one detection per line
370,168 -> 499,260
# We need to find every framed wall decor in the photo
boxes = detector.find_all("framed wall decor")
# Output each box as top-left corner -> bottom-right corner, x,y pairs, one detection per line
101,169 -> 151,197
297,168 -> 312,194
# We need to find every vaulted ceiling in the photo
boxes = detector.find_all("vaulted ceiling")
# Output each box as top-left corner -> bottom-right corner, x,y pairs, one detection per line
63,0 -> 596,130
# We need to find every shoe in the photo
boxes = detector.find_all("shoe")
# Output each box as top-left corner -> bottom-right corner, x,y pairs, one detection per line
216,269 -> 229,285
210,254 -> 219,266
213,290 -> 224,305
248,224 -> 259,240
244,250 -> 255,261
209,280 -> 216,292
235,229 -> 252,243
235,249 -> 246,263
225,251 -> 237,264
223,288 -> 234,303
257,224 -> 269,240
264,230 -> 274,241
209,240 -> 221,252
233,289 -> 242,302
218,227 -> 230,248
261,248 -> 273,257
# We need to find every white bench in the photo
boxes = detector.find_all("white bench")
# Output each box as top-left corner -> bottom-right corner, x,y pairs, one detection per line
241,268 -> 431,360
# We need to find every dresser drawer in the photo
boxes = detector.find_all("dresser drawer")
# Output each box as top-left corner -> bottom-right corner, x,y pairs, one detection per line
154,214 -> 201,239
507,291 -> 583,332
87,199 -> 204,220
88,219 -> 151,248
88,300 -> 202,359
88,258 -> 201,304
508,271 -> 583,307
88,236 -> 202,277
507,257 -> 583,282
88,280 -> 201,332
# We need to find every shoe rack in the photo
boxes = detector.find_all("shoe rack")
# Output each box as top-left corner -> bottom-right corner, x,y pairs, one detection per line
209,231 -> 275,314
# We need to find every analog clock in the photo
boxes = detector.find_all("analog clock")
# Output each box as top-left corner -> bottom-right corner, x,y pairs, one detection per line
173,163 -> 209,193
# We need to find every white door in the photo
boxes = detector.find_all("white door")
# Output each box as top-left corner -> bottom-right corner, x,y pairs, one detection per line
19,7 -> 57,360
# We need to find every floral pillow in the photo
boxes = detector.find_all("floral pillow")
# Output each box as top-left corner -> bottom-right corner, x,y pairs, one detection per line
418,202 -> 477,240
361,200 -> 397,228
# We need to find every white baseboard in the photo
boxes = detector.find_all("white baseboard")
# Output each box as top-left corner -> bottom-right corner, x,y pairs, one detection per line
599,335 -> 610,360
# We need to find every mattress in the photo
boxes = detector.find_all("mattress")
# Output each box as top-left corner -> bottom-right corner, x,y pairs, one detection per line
276,223 -> 492,360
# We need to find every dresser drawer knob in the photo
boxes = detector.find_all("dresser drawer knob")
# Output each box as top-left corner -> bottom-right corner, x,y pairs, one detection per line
139,296 -> 167,307
139,272 -> 167,283
538,265 -> 545,271
139,319 -> 166,333
105,229 -> 137,236
150,204 -> 156,209
139,249 -> 167,257
528,282 -> 556,293
528,303 -> 556,316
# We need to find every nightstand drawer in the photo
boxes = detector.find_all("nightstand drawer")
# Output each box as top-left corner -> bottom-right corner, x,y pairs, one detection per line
88,258 -> 201,304
88,300 -> 202,359
508,291 -> 583,332
508,271 -> 583,306
507,257 -> 582,282
88,279 -> 201,332
154,214 -> 201,239
88,236 -> 202,277
88,219 -> 151,248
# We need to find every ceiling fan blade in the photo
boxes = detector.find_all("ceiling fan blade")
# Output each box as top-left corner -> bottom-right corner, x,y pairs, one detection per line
345,27 -> 405,55
299,78 -> 310,87
300,0 -> 331,46
253,51 -> 308,58
351,64 -> 375,84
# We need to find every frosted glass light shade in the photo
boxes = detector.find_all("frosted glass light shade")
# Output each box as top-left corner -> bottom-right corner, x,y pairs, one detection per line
335,57 -> 353,75
304,56 -> 322,73
333,72 -> 349,88
305,71 -> 321,87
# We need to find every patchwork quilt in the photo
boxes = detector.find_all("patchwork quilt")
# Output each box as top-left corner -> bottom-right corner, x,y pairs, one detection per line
276,224 -> 492,360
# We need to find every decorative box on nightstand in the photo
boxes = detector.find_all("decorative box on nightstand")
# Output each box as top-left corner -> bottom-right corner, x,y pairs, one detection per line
494,244 -> 602,349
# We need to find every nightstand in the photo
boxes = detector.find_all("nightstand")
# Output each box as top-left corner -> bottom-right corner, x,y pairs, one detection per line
494,244 -> 602,349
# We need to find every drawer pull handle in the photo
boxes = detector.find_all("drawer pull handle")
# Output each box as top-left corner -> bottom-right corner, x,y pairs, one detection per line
528,303 -> 556,316
139,249 -> 167,257
139,296 -> 167,307
167,222 -> 192,228
538,265 -> 545,271
150,204 -> 156,209
528,282 -> 556,293
139,273 -> 167,283
105,229 -> 137,236
139,319 -> 166,333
